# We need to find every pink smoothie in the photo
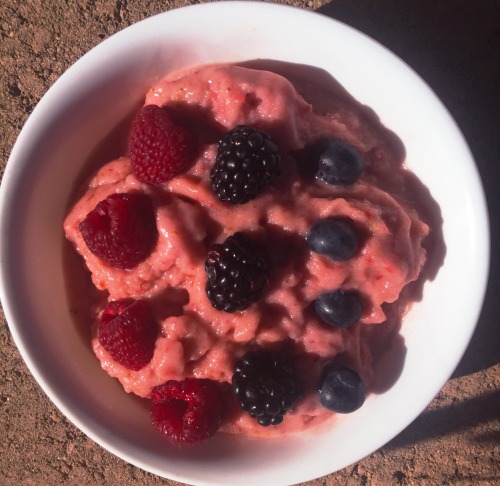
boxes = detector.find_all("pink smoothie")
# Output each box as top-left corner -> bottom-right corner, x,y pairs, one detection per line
64,64 -> 430,437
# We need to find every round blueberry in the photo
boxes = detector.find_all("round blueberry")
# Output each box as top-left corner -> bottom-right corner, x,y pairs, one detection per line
306,219 -> 358,261
319,363 -> 366,413
315,289 -> 363,328
316,140 -> 363,186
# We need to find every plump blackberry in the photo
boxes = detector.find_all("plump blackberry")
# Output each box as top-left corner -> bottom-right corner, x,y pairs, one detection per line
210,125 -> 281,204
205,232 -> 271,313
232,350 -> 301,426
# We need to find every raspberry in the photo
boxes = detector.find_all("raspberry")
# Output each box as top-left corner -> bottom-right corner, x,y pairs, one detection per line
98,299 -> 158,371
150,378 -> 224,446
205,232 -> 271,312
79,192 -> 157,269
129,104 -> 197,184
210,125 -> 281,204
232,349 -> 301,426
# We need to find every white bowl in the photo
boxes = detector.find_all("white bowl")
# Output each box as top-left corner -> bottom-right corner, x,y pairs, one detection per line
0,2 -> 489,485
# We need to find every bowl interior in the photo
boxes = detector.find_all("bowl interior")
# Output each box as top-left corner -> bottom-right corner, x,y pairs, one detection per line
0,3 -> 489,485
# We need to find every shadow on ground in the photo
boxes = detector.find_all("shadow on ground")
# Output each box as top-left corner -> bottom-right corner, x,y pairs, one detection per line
317,0 -> 500,379
384,389 -> 500,451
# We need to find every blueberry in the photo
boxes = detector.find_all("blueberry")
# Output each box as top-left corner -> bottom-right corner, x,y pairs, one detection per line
315,289 -> 363,328
319,363 -> 366,413
306,219 -> 358,261
316,140 -> 363,186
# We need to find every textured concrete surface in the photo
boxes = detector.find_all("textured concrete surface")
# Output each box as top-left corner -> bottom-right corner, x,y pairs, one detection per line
1,1 -> 499,485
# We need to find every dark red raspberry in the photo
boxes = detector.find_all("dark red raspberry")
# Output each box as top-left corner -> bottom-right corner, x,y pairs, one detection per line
79,192 -> 157,269
129,104 -> 197,184
150,378 -> 224,446
98,299 -> 158,371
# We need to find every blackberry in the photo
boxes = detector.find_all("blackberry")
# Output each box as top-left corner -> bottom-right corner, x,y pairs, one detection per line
232,350 -> 301,426
205,232 -> 271,312
210,125 -> 281,204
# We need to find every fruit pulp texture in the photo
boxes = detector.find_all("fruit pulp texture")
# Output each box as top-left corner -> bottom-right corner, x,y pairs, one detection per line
64,63 -> 432,437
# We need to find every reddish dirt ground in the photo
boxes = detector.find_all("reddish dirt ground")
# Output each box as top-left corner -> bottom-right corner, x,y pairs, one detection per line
1,1 -> 499,485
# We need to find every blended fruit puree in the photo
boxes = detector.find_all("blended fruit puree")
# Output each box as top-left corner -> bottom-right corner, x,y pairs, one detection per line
64,64 -> 429,436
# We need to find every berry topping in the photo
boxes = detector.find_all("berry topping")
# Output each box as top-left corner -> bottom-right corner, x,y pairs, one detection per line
319,362 -> 366,413
306,219 -> 358,261
150,378 -> 224,446
232,350 -> 301,426
79,192 -> 157,269
210,125 -> 281,204
315,139 -> 364,186
315,289 -> 364,328
129,104 -> 197,185
98,299 -> 158,371
205,232 -> 271,313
